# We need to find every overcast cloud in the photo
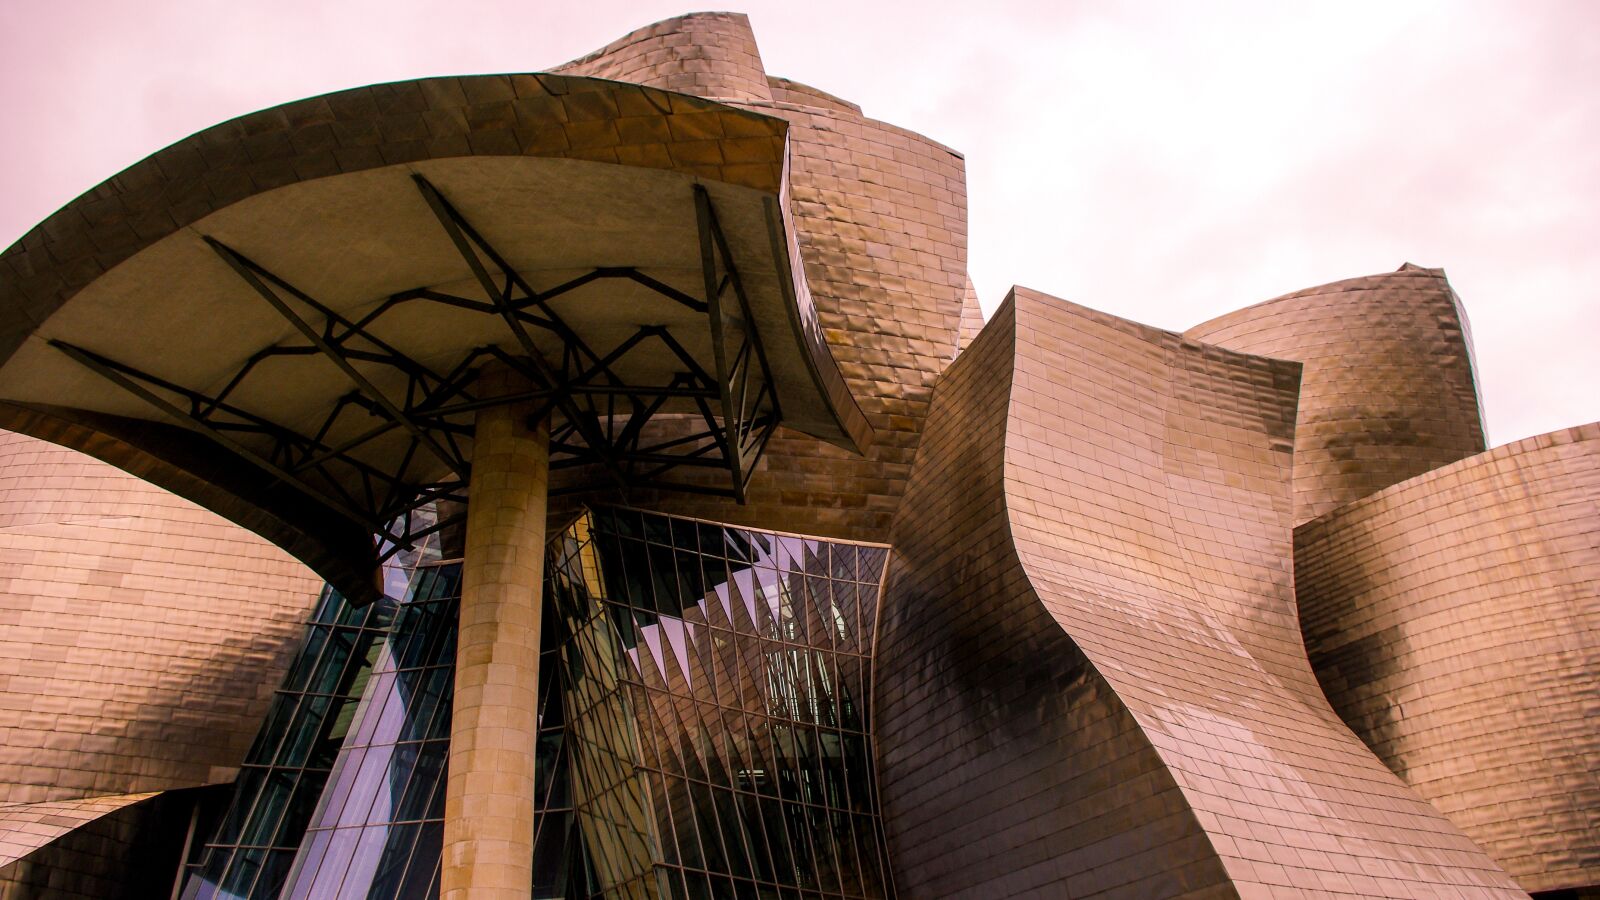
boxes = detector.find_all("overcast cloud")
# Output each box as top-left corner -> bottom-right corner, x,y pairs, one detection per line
2,0 -> 1594,445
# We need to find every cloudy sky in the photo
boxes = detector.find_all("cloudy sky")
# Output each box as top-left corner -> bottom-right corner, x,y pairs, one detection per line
2,1 -> 1594,446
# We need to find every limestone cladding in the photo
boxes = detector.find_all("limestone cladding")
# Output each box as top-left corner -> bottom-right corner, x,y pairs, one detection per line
443,395 -> 549,900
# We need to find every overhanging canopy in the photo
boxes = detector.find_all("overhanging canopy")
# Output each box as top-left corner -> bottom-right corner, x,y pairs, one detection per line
0,73 -> 871,604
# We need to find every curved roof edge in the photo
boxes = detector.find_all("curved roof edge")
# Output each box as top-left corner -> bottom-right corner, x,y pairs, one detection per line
1297,418 -> 1600,531
0,401 -> 382,604
0,70 -> 876,598
1187,262 -> 1487,525
0,791 -> 162,869
764,77 -> 863,116
0,71 -> 870,452
551,11 -> 774,104
1189,261 -> 1452,332
0,71 -> 786,363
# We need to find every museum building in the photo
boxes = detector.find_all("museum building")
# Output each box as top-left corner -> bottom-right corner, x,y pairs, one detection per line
0,11 -> 1594,900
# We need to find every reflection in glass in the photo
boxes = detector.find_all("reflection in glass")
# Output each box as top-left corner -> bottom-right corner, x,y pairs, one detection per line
180,506 -> 892,899
179,539 -> 450,900
276,565 -> 459,899
178,584 -> 396,900
542,508 -> 894,899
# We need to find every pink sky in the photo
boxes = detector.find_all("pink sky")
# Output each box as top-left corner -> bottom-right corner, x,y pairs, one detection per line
2,1 -> 1594,446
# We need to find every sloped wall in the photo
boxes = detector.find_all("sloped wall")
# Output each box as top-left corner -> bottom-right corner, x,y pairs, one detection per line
0,431 -> 319,805
1187,264 -> 1486,525
875,287 -> 1523,897
1296,422 -> 1600,894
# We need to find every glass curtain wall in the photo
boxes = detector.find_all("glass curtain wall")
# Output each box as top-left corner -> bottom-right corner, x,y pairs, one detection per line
546,508 -> 895,900
276,564 -> 460,898
179,506 -> 893,900
177,583 -> 396,898
179,537 -> 454,900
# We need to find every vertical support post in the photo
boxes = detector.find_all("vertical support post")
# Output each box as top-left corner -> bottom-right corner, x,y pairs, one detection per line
443,371 -> 547,900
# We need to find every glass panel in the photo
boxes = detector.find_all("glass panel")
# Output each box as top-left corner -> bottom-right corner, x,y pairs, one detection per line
180,541 -> 449,900
283,574 -> 460,898
189,506 -> 894,900
550,508 -> 895,899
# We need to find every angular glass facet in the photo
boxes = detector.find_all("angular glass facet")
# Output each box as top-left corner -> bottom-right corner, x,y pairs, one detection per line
541,508 -> 895,899
182,507 -> 891,899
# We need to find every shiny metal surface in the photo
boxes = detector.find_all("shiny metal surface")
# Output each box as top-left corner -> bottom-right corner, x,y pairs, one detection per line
1187,263 -> 1487,525
955,278 -> 983,357
0,60 -> 873,603
876,287 -> 1525,897
557,12 -> 971,543
0,430 -> 321,806
1296,422 -> 1600,894
553,12 -> 776,104
0,792 -> 156,869
0,10 -> 1589,898
0,788 -> 213,899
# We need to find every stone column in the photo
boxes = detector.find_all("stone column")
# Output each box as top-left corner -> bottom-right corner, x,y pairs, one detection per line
442,385 -> 548,900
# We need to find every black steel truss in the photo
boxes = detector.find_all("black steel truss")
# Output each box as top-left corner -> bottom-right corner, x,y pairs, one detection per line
52,176 -> 779,568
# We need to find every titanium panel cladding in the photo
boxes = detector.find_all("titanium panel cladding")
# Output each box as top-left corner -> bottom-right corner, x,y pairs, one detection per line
1296,422 -> 1600,894
877,286 -> 1524,898
557,12 -> 971,541
1187,264 -> 1487,525
0,431 -> 320,806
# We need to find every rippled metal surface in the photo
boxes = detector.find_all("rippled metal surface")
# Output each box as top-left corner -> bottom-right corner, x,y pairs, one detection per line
1297,423 -> 1600,894
0,430 -> 320,805
875,288 -> 1525,898
1187,263 -> 1487,525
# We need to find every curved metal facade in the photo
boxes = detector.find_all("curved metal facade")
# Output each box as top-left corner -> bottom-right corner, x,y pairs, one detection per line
1186,264 -> 1487,525
553,11 -> 776,104
874,297 -> 1231,897
876,287 -> 1524,897
1,9 -> 1590,899
556,12 -> 971,542
1295,422 -> 1600,895
0,788 -> 214,899
0,430 -> 320,806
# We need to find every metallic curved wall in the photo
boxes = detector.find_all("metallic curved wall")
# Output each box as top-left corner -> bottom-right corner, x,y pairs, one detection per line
874,297 -> 1233,897
876,287 -> 1524,896
0,430 -> 320,805
553,11 -> 775,104
1295,422 -> 1600,895
556,12 -> 971,542
0,788 -> 216,900
1186,263 -> 1487,525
